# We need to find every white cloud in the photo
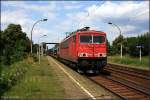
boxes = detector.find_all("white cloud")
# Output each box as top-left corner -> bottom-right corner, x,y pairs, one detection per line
2,1 -> 56,12
2,1 -> 57,20
49,1 -> 149,44
86,1 -> 149,21
80,1 -> 149,38
1,1 -> 57,41
1,1 -> 149,46
1,10 -> 34,38
120,25 -> 136,34
1,10 -> 32,26
64,5 -> 82,10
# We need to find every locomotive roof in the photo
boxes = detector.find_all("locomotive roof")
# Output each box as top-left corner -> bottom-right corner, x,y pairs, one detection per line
78,30 -> 106,34
61,30 -> 106,43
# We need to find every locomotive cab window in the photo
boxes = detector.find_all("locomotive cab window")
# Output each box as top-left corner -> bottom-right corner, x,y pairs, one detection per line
80,36 -> 92,43
93,36 -> 105,43
80,35 -> 105,43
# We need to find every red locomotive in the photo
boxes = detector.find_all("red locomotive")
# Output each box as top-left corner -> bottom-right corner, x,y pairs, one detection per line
52,27 -> 107,73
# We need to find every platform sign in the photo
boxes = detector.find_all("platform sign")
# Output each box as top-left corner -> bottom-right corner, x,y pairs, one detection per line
136,45 -> 144,48
136,45 -> 144,62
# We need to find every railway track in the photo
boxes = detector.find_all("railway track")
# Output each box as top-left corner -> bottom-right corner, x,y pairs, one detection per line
105,63 -> 150,95
107,63 -> 150,77
89,76 -> 150,100
88,63 -> 150,100
50,56 -> 150,99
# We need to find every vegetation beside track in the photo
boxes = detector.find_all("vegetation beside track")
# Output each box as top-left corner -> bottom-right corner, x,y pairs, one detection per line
2,56 -> 66,99
108,55 -> 149,70
0,23 -> 66,99
0,57 -> 30,97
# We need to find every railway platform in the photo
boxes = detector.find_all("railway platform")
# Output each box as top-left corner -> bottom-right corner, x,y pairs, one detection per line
47,56 -> 121,99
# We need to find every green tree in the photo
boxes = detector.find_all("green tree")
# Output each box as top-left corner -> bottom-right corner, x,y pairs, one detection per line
33,44 -> 39,54
113,32 -> 150,57
106,39 -> 113,55
112,35 -> 125,54
1,24 -> 30,65
0,31 -> 4,56
137,32 -> 149,56
126,37 -> 138,56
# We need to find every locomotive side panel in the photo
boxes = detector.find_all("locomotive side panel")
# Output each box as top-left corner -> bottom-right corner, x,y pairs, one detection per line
59,35 -> 77,63
70,35 -> 77,62
59,38 -> 69,60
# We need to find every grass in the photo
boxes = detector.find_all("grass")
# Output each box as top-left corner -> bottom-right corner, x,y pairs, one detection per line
2,56 -> 66,99
0,57 -> 30,96
108,55 -> 150,70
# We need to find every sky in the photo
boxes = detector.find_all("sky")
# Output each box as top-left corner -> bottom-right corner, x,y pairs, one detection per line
1,1 -> 149,48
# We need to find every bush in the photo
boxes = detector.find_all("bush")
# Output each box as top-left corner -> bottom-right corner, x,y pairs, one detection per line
1,24 -> 30,65
0,61 -> 28,96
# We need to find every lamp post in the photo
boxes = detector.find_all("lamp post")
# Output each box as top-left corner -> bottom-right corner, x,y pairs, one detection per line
38,35 -> 47,64
108,22 -> 123,59
30,19 -> 48,54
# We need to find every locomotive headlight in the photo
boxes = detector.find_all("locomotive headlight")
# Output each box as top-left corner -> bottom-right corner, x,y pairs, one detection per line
98,53 -> 107,57
83,53 -> 86,56
79,53 -> 88,57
